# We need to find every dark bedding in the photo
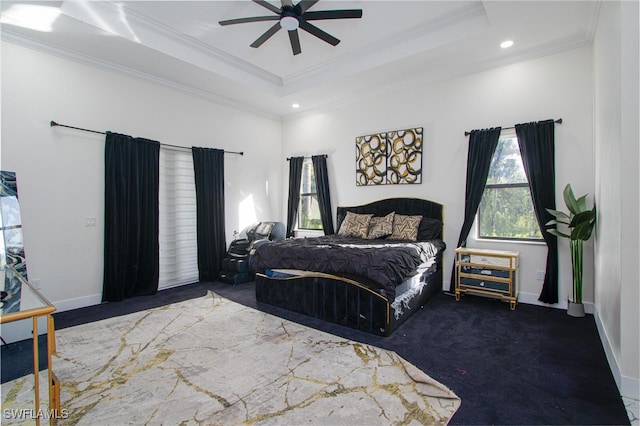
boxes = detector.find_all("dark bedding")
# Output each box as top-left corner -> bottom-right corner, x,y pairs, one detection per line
250,235 -> 445,301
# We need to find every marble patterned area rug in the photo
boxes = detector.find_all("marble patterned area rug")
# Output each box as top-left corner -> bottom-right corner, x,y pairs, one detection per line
2,291 -> 460,425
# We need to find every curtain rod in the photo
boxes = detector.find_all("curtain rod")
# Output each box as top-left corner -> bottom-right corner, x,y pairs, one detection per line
464,118 -> 563,136
50,121 -> 244,155
286,154 -> 328,161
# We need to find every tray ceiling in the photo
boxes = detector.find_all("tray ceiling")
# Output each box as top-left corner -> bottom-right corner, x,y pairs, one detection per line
0,1 -> 599,119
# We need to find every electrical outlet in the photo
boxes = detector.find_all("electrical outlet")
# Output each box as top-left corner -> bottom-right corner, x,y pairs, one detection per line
85,217 -> 97,227
535,270 -> 545,281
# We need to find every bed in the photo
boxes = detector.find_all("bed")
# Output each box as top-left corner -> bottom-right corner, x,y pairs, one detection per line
250,197 -> 445,336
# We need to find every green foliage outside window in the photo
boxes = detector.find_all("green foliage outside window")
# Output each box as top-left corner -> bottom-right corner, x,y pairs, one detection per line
299,194 -> 323,230
478,135 -> 543,241
298,160 -> 323,230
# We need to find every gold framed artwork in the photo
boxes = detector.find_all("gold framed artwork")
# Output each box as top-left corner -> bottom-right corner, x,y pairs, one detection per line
355,127 -> 423,185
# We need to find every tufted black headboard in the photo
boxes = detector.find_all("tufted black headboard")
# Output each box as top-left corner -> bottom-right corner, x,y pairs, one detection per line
336,197 -> 444,241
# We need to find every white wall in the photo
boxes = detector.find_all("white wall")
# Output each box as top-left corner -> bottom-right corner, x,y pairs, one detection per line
593,0 -> 639,400
283,46 -> 594,309
2,10 -> 636,399
618,0 -> 640,400
0,42 -> 282,324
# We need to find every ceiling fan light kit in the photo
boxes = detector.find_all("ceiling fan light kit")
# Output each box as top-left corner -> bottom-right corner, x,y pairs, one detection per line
219,0 -> 362,56
280,6 -> 300,31
280,17 -> 299,31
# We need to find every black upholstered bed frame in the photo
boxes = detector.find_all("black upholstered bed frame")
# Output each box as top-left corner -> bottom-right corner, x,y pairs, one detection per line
254,197 -> 444,336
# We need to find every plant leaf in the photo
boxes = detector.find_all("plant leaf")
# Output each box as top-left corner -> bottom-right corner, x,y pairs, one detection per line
571,221 -> 594,240
545,208 -> 570,220
575,194 -> 589,213
546,219 -> 569,227
563,184 -> 579,215
569,210 -> 595,228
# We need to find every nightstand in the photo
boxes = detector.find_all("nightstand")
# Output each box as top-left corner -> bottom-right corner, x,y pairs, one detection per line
455,247 -> 519,310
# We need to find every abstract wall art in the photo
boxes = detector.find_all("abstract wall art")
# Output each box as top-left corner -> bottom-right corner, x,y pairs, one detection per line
355,127 -> 423,185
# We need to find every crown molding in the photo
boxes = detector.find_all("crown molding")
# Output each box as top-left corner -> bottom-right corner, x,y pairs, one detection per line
1,30 -> 282,122
59,0 -> 284,94
60,1 -> 489,98
281,1 -> 489,95
585,0 -> 602,43
3,26 -> 592,124
3,0 -> 595,125
284,34 -> 593,122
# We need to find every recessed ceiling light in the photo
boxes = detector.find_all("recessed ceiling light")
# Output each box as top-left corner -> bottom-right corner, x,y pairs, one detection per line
292,103 -> 300,109
500,40 -> 514,49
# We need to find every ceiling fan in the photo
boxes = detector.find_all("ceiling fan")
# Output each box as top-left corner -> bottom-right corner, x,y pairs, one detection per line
219,0 -> 363,56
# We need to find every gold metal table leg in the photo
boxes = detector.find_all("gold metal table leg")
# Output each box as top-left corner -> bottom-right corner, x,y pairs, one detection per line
47,315 -> 60,423
33,316 -> 41,426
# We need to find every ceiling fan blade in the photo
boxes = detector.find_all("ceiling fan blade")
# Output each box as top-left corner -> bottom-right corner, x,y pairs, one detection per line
250,22 -> 282,48
288,29 -> 302,55
302,9 -> 362,21
296,0 -> 319,14
299,21 -> 340,46
252,0 -> 282,15
218,15 -> 280,26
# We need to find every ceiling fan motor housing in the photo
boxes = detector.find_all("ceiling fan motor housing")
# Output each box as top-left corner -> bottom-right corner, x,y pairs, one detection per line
218,0 -> 363,55
280,6 -> 299,31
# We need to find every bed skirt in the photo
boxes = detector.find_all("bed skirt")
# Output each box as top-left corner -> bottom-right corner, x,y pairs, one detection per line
255,268 -> 442,337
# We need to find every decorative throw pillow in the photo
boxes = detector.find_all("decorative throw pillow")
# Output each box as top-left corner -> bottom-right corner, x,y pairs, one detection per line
338,211 -> 373,239
388,214 -> 422,241
367,212 -> 395,239
417,218 -> 443,241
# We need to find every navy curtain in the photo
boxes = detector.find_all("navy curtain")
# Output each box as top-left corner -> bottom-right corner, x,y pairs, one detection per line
449,128 -> 501,293
286,157 -> 304,238
103,132 -> 160,302
311,155 -> 334,235
192,147 -> 226,282
516,120 -> 558,304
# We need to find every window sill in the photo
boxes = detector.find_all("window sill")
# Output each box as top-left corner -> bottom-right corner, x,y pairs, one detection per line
474,237 -> 547,246
295,229 -> 324,238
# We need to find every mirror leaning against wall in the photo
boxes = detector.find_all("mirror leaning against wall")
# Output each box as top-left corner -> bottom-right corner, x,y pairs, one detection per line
0,170 -> 28,314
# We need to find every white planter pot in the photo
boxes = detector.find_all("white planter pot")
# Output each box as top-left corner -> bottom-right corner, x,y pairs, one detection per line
567,301 -> 585,317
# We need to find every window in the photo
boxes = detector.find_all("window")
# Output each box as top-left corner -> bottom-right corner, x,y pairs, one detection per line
477,131 -> 543,241
158,146 -> 199,289
298,159 -> 322,230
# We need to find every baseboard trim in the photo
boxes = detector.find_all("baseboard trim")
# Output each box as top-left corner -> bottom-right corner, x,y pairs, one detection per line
52,282 -> 196,313
54,293 -> 103,313
594,307 -> 640,400
517,291 -> 595,314
467,290 -> 636,400
518,293 -> 638,399
621,374 -> 640,400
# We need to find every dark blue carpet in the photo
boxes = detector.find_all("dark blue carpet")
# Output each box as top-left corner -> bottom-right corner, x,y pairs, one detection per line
2,281 -> 629,425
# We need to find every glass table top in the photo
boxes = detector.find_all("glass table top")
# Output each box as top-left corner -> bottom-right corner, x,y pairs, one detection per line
0,264 -> 54,322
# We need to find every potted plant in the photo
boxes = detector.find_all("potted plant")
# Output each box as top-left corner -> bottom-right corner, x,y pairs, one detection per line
546,183 -> 597,317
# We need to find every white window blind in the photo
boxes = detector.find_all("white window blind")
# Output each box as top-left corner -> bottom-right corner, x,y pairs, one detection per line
158,146 -> 199,289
